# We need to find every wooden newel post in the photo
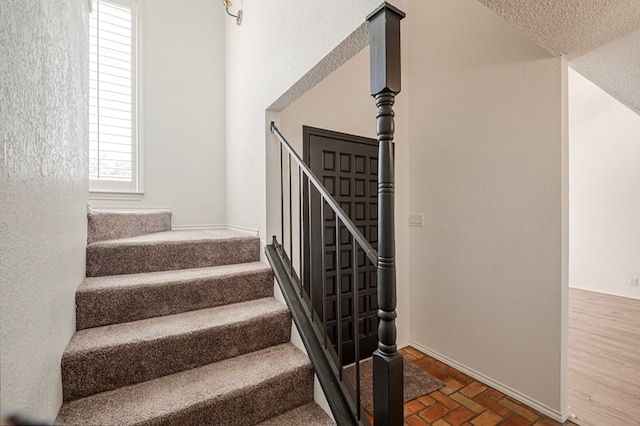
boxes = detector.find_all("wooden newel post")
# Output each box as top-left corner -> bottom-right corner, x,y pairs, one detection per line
368,3 -> 405,426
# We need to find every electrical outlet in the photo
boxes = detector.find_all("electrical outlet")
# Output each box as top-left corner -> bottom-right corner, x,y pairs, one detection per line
629,277 -> 639,287
409,213 -> 424,227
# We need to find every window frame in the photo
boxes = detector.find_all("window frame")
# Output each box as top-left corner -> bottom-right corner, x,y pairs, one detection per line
89,0 -> 144,199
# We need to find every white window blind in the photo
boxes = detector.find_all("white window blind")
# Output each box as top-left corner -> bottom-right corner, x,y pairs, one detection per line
89,0 -> 140,193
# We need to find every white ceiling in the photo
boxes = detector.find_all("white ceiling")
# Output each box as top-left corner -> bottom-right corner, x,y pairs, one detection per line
477,0 -> 640,115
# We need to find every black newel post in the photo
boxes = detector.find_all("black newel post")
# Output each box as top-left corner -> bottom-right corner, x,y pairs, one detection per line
368,3 -> 405,426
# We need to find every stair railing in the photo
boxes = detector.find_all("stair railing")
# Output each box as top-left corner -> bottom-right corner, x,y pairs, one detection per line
265,3 -> 404,425
268,122 -> 371,425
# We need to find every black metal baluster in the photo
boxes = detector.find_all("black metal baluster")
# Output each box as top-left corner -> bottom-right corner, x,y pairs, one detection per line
353,238 -> 361,420
279,143 -> 284,259
288,153 -> 293,276
336,218 -> 342,380
320,195 -> 327,348
308,177 -> 314,319
299,167 -> 303,297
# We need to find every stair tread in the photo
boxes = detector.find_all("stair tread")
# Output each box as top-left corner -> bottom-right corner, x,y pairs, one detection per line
88,229 -> 255,246
258,402 -> 335,425
66,297 -> 286,355
85,229 -> 260,277
57,343 -> 310,425
87,210 -> 172,244
79,262 -> 270,292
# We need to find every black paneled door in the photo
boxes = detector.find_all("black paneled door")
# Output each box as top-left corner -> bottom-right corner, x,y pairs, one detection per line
303,126 -> 378,365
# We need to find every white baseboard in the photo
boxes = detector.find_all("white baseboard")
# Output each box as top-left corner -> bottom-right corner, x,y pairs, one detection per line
406,341 -> 571,423
398,340 -> 411,350
569,284 -> 640,300
171,224 -> 227,231
170,224 -> 260,237
88,205 -> 171,212
226,224 -> 260,237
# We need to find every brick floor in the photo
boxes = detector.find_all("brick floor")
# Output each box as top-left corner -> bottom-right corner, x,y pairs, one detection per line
380,347 -> 573,425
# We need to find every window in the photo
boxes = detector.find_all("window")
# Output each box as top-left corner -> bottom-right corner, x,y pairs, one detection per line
89,0 -> 141,195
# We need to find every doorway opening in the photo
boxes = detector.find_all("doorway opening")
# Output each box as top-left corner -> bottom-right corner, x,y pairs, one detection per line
567,66 -> 640,425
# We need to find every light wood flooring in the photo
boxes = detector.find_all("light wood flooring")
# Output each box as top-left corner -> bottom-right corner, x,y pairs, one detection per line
569,288 -> 640,426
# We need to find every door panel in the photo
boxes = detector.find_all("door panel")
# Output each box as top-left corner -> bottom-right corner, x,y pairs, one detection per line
303,126 -> 378,365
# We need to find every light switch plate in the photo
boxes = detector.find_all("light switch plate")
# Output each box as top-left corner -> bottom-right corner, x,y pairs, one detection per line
409,214 -> 424,227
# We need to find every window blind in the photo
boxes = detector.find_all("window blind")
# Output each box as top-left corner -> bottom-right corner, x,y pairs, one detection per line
89,0 -> 137,188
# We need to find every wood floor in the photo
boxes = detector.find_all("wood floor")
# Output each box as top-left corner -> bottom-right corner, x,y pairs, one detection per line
568,288 -> 640,426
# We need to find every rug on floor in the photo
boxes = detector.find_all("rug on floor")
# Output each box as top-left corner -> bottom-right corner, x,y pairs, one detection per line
345,357 -> 445,414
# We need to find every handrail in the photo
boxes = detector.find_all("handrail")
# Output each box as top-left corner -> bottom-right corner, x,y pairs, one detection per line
268,122 -> 376,425
267,4 -> 405,424
265,240 -> 367,426
270,122 -> 378,266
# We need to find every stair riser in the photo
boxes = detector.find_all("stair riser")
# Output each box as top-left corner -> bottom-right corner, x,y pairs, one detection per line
88,212 -> 172,244
141,366 -> 314,426
62,311 -> 291,401
86,238 -> 260,277
76,269 -> 274,330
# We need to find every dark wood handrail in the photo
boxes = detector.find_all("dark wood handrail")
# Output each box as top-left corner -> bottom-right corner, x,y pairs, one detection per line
270,122 -> 379,266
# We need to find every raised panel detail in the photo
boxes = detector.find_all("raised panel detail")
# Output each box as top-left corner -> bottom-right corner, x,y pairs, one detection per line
305,128 -> 379,365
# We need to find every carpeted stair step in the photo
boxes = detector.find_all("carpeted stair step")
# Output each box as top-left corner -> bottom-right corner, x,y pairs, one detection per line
76,262 -> 273,330
257,402 -> 335,425
88,210 -> 172,244
86,229 -> 260,277
56,343 -> 314,426
62,298 -> 291,401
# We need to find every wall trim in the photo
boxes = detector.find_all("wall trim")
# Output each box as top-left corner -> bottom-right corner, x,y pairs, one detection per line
405,341 -> 571,423
569,284 -> 640,300
226,224 -> 260,237
171,224 -> 227,231
170,224 -> 260,237
88,205 -> 171,212
89,191 -> 144,201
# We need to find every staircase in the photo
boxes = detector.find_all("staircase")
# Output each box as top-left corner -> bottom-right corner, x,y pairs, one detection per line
56,211 -> 334,425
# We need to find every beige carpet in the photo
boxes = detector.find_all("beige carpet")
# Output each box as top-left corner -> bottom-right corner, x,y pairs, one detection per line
345,358 -> 445,414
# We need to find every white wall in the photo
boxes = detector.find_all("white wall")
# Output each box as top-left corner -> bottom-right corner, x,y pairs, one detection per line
569,69 -> 640,299
224,0 -> 408,243
91,0 -> 227,227
278,47 -> 411,345
0,0 -> 89,422
407,0 -> 568,419
227,0 -> 570,419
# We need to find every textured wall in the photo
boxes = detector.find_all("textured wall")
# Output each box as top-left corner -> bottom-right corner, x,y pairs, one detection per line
0,0 -> 89,422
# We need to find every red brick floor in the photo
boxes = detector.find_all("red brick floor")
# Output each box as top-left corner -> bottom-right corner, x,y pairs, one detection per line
364,346 -> 572,426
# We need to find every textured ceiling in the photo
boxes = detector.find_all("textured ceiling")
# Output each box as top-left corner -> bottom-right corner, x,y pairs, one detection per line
477,0 -> 640,58
477,0 -> 640,115
571,30 -> 640,115
569,67 -> 616,128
